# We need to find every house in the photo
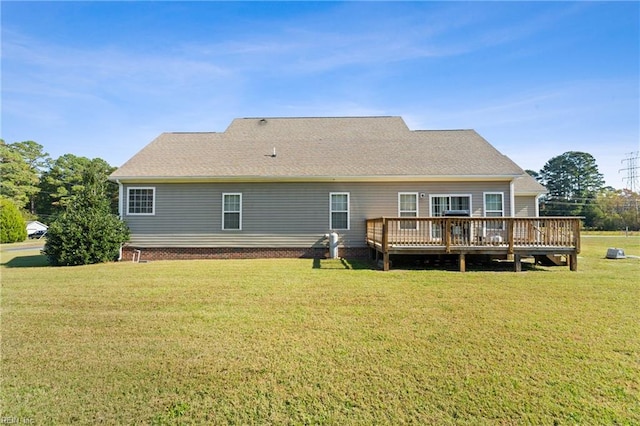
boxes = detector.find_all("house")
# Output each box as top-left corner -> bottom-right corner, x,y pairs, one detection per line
109,116 -> 580,270
26,220 -> 48,238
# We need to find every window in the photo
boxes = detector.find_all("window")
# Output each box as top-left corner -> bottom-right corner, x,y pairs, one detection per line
330,193 -> 349,230
429,194 -> 471,238
430,195 -> 471,216
399,193 -> 418,230
223,193 -> 242,230
484,192 -> 505,232
127,187 -> 155,215
484,193 -> 504,217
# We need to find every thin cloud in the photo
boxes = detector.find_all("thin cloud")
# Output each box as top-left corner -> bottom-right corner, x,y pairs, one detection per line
166,3 -> 548,75
2,32 -> 230,101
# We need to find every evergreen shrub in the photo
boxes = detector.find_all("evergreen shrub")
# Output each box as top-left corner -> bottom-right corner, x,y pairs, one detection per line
43,186 -> 129,266
0,198 -> 27,243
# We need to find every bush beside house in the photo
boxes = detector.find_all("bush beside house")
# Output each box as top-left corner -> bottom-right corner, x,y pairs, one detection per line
43,180 -> 129,266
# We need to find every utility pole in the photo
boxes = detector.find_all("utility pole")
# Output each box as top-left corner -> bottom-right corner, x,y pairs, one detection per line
620,151 -> 639,192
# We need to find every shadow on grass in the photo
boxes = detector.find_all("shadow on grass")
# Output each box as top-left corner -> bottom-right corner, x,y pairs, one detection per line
1,254 -> 50,268
390,254 -> 549,272
312,258 -> 374,270
309,256 -> 551,272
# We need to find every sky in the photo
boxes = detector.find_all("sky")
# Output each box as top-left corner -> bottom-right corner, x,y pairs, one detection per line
1,1 -> 639,188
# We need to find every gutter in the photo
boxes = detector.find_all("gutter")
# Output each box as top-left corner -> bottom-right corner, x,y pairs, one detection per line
108,174 -> 523,184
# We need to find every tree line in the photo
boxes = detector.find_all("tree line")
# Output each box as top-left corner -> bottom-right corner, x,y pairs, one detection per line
528,151 -> 639,231
0,140 -> 118,221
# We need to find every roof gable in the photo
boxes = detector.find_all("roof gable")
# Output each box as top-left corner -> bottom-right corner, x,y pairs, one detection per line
513,173 -> 547,195
110,116 -> 526,182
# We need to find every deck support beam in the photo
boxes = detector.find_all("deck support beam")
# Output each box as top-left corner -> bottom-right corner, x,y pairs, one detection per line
382,218 -> 390,271
513,254 -> 522,272
383,252 -> 390,271
568,253 -> 578,271
459,253 -> 466,272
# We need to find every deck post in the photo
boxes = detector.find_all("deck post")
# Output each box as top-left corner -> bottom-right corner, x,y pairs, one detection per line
383,252 -> 390,271
382,218 -> 390,271
445,218 -> 451,253
507,218 -> 515,254
459,253 -> 466,272
513,254 -> 522,272
569,253 -> 578,271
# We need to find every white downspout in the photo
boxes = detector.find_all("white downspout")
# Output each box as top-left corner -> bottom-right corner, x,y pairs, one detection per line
509,180 -> 515,217
117,180 -> 124,261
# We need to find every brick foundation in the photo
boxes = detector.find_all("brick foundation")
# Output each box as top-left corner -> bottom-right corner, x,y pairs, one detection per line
121,246 -> 371,262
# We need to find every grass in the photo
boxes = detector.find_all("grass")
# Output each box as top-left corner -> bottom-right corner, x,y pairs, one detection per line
1,235 -> 639,424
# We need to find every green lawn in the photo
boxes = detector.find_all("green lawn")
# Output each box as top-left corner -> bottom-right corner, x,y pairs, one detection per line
1,236 -> 639,424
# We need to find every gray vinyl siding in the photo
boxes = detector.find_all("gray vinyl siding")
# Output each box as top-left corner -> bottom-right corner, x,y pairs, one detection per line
123,181 -> 514,248
515,196 -> 537,218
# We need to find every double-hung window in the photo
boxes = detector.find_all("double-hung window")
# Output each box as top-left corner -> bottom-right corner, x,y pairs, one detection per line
223,193 -> 242,230
484,192 -> 504,232
399,192 -> 418,230
127,187 -> 155,215
330,193 -> 350,230
484,193 -> 504,217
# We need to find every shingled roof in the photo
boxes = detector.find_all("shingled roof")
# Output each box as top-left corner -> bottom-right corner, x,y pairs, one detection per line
512,173 -> 547,195
110,116 -> 532,183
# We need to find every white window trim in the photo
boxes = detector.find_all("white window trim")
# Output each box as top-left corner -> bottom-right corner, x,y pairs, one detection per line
483,192 -> 506,236
222,193 -> 242,231
126,187 -> 156,216
329,192 -> 350,230
429,194 -> 473,217
398,192 -> 419,230
398,192 -> 419,217
483,192 -> 505,217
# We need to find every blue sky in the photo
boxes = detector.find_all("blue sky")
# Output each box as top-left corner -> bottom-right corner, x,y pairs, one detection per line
2,1 -> 638,187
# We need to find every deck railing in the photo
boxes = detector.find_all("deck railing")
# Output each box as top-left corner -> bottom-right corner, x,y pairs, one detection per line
366,217 -> 581,254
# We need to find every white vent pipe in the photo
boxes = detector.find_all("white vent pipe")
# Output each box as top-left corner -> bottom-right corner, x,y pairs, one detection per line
329,232 -> 339,259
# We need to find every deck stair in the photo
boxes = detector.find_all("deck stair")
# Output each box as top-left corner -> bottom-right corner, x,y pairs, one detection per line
535,254 -> 567,266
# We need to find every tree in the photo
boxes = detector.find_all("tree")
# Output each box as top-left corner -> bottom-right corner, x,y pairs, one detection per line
36,154 -> 118,218
525,169 -> 541,182
0,198 -> 27,243
538,151 -> 605,223
0,140 -> 47,212
591,188 -> 640,231
42,166 -> 129,266
10,141 -> 50,213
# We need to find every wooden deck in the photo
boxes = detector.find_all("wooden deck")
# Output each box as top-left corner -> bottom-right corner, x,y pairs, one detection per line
365,217 -> 582,272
